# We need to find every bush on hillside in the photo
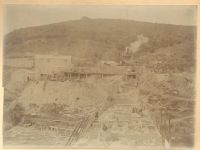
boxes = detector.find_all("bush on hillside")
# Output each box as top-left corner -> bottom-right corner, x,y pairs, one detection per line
7,103 -> 25,126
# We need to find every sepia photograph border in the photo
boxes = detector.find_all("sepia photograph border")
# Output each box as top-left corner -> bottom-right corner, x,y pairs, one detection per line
0,0 -> 199,150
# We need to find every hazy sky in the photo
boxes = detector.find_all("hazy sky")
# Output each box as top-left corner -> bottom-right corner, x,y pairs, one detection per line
3,5 -> 197,34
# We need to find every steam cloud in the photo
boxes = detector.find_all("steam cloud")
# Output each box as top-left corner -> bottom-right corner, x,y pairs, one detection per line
129,34 -> 149,53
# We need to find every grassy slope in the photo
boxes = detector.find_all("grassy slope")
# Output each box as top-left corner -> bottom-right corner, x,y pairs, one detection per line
4,19 -> 196,64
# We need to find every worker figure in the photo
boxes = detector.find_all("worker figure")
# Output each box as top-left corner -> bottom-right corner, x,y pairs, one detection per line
132,107 -> 135,113
95,111 -> 99,120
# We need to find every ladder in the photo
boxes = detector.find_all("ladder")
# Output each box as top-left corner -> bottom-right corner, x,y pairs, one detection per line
66,116 -> 89,146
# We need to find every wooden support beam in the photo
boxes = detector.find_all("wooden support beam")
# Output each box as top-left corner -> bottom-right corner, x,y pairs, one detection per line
78,73 -> 80,79
69,73 -> 71,79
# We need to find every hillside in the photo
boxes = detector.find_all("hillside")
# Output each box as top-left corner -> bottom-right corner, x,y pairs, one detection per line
4,18 -> 196,64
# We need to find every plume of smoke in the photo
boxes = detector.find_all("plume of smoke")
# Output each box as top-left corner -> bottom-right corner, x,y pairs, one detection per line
129,34 -> 149,53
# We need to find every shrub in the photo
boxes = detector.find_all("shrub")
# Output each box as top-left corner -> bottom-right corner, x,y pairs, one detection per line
8,103 -> 25,126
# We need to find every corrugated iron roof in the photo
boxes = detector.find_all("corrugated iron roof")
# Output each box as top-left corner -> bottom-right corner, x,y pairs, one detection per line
35,55 -> 71,59
72,65 -> 131,75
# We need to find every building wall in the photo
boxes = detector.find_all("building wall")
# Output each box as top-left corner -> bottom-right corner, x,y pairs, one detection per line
10,69 -> 34,83
4,57 -> 34,69
34,55 -> 72,74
